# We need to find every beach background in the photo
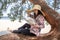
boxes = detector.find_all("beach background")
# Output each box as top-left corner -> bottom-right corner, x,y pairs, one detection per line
0,0 -> 60,36
0,18 -> 27,31
0,18 -> 51,35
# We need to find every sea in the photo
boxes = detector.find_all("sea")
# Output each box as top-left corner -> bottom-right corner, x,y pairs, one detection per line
0,31 -> 11,36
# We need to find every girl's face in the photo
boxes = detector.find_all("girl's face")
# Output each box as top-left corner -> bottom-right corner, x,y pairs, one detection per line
33,9 -> 38,15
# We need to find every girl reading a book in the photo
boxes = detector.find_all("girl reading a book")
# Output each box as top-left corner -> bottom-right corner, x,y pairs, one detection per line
12,4 -> 45,36
26,4 -> 45,36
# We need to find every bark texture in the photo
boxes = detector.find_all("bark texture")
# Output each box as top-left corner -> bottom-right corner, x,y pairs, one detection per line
29,0 -> 60,40
29,0 -> 60,29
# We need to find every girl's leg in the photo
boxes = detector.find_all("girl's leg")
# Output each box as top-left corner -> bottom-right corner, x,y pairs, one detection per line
13,29 -> 36,36
12,30 -> 21,33
19,29 -> 36,36
18,23 -> 31,30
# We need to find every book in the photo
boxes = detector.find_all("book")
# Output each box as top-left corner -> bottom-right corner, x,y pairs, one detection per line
24,17 -> 36,25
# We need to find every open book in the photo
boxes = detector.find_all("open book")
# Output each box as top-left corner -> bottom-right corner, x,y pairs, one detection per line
24,17 -> 36,25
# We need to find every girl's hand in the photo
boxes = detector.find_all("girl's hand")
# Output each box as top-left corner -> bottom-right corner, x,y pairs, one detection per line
31,24 -> 40,28
34,23 -> 40,28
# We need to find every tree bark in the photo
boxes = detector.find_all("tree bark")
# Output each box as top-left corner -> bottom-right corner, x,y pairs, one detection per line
30,0 -> 60,31
29,0 -> 60,39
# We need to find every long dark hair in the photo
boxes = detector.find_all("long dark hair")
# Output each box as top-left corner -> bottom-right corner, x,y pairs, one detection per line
34,10 -> 43,18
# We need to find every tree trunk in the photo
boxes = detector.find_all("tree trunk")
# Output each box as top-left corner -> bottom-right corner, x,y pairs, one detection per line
30,0 -> 60,31
29,0 -> 60,40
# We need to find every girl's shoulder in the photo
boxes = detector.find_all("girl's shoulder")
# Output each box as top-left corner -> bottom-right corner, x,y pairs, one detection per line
36,15 -> 44,18
39,14 -> 44,17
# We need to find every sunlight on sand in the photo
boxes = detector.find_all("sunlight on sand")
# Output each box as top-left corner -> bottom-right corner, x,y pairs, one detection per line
0,20 -> 27,31
40,20 -> 51,34
0,20 -> 51,34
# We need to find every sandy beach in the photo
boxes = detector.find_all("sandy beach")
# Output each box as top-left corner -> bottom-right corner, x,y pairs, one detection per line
0,19 -> 27,31
0,19 -> 51,35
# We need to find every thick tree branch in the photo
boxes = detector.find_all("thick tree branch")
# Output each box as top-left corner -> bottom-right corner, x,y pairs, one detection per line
29,0 -> 60,31
29,0 -> 60,38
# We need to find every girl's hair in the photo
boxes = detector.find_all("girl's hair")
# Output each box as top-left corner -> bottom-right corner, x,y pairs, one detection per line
34,10 -> 43,18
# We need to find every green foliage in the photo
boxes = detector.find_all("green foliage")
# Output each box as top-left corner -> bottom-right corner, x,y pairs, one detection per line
6,0 -> 33,21
46,0 -> 60,10
0,0 -> 32,21
0,10 -> 3,19
0,0 -> 60,21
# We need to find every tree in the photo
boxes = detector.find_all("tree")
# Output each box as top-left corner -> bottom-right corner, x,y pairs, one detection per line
46,0 -> 60,12
0,11 -> 3,18
54,0 -> 57,10
54,0 -> 60,9
29,0 -> 60,40
0,0 -> 33,21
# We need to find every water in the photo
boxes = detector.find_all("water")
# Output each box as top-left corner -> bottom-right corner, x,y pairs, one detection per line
0,31 -> 11,36
0,17 -> 10,20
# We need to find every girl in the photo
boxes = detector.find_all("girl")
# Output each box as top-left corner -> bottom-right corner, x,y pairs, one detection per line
12,4 -> 45,36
